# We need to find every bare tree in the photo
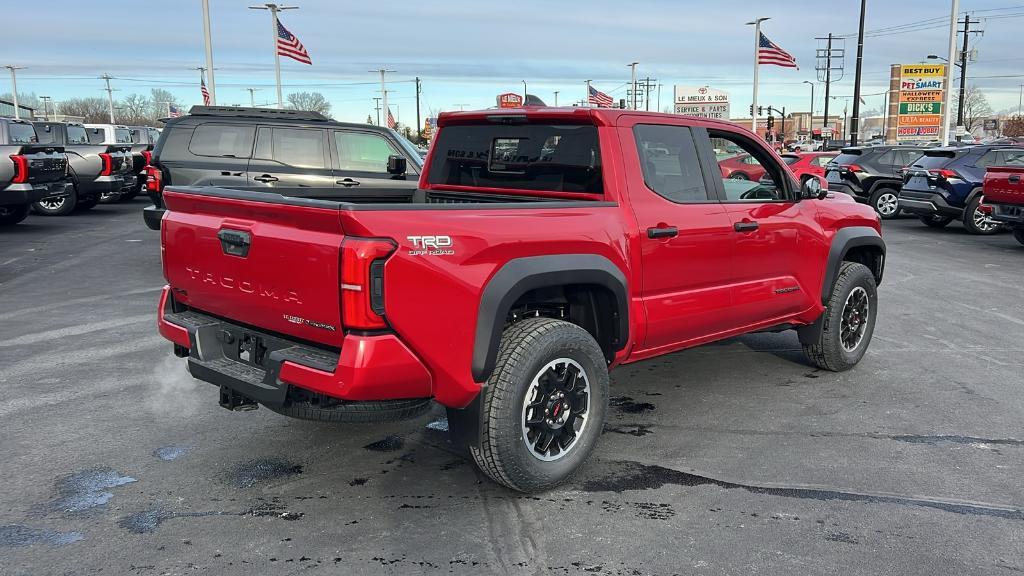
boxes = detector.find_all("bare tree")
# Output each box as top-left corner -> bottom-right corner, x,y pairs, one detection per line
1004,116 -> 1024,138
0,92 -> 42,114
58,98 -> 112,123
119,93 -> 152,125
952,86 -> 993,133
149,88 -> 180,119
286,91 -> 331,115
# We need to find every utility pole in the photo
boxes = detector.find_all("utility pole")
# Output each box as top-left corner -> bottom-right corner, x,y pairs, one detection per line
370,68 -> 394,127
627,62 -> 639,110
1019,84 -> 1023,116
657,83 -> 662,112
941,0 -> 959,145
585,80 -> 592,107
747,18 -> 769,135
415,76 -> 422,138
850,0 -> 867,146
823,34 -> 833,139
642,77 -> 654,111
249,3 -> 298,109
100,74 -> 116,123
202,0 -> 217,105
372,97 -> 381,126
955,16 -> 979,142
40,96 -> 51,120
246,88 -> 260,107
4,65 -> 25,119
553,90 -> 559,107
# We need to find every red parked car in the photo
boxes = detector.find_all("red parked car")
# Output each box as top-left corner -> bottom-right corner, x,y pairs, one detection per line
156,107 -> 885,492
717,153 -> 767,181
986,163 -> 1024,245
781,151 -> 838,184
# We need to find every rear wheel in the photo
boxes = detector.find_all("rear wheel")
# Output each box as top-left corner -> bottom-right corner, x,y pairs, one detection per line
802,262 -> 878,372
869,187 -> 900,219
470,317 -> 609,493
33,183 -> 77,217
0,204 -> 30,226
962,194 -> 1002,235
729,172 -> 749,181
919,214 -> 953,228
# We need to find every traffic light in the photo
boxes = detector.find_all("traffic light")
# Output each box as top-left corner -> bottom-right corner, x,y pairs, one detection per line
758,106 -> 764,116
767,115 -> 775,130
749,104 -> 754,116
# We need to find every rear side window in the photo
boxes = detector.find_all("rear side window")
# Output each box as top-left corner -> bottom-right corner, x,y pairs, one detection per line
188,124 -> 256,158
898,150 -> 923,167
912,152 -> 958,169
780,155 -> 800,165
427,124 -> 602,193
831,152 -> 863,166
272,128 -> 325,169
7,122 -> 37,144
633,124 -> 711,203
875,150 -> 897,166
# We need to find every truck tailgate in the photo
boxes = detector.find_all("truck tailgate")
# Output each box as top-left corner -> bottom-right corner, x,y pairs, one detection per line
161,188 -> 345,348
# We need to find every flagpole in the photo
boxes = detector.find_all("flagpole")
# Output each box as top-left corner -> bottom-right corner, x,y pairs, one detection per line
747,17 -> 769,137
585,79 -> 591,107
201,0 -> 216,105
271,6 -> 283,108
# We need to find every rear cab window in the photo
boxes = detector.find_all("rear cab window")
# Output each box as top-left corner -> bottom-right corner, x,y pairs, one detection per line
115,128 -> 132,144
66,125 -> 89,145
188,124 -> 256,158
7,122 -> 38,144
426,123 -> 602,194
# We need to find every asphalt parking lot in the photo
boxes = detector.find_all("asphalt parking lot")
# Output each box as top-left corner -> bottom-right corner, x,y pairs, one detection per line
1,201 -> 1023,576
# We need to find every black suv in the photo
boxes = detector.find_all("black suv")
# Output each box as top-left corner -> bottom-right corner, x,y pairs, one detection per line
824,146 -> 925,219
143,106 -> 424,230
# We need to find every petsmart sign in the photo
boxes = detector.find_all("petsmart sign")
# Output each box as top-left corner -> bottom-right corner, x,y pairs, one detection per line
897,64 -> 946,141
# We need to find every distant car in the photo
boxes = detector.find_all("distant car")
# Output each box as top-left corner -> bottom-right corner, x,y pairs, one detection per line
781,151 -> 837,184
787,139 -> 823,153
0,118 -> 70,225
899,145 -> 1024,234
717,153 -> 766,181
33,121 -> 134,215
825,145 -> 926,219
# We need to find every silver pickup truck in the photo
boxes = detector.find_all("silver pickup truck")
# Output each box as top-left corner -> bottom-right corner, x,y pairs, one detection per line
33,122 -> 134,215
0,118 -> 70,226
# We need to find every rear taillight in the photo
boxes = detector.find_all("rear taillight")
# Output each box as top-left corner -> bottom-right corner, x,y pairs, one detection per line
846,164 -> 864,173
929,168 -> 958,180
145,164 -> 163,193
9,154 -> 28,184
340,238 -> 396,330
141,150 -> 152,166
99,153 -> 113,176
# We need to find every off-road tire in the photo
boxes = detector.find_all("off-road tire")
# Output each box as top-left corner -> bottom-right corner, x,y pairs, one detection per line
470,317 -> 609,493
1014,227 -> 1024,246
919,214 -> 953,228
802,261 -> 878,372
0,204 -> 30,226
32,176 -> 78,216
76,196 -> 100,211
869,187 -> 900,220
267,398 -> 431,423
962,194 -> 1002,235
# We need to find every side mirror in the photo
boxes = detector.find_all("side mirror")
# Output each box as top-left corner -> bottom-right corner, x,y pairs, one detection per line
801,176 -> 827,200
387,154 -> 407,175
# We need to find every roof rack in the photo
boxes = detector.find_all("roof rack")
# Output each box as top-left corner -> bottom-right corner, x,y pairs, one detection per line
187,106 -> 328,122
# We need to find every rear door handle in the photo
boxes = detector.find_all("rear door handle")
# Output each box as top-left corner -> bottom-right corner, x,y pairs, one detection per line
254,174 -> 278,183
220,171 -> 243,177
336,178 -> 361,187
647,226 -> 678,239
734,221 -> 759,233
1009,175 -> 1021,184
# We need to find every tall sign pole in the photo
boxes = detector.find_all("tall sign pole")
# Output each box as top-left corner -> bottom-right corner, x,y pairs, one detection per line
747,18 -> 769,134
941,0 -> 959,145
202,0 -> 217,105
849,0 -> 867,146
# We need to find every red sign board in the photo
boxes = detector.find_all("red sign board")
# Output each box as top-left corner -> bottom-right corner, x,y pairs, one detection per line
497,93 -> 524,108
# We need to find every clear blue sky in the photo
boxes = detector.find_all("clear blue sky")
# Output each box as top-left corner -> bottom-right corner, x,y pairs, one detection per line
6,0 -> 1024,124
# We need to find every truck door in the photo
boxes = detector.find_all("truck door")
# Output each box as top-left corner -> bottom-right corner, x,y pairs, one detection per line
330,129 -> 419,190
705,129 -> 817,326
622,122 -> 737,353
248,126 -> 334,188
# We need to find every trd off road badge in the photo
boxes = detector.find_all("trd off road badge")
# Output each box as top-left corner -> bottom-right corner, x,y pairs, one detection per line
406,235 -> 455,256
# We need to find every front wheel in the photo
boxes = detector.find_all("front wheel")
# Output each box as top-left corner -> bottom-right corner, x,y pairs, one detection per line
919,214 -> 953,228
729,172 -> 749,181
470,317 -> 609,493
869,187 -> 900,219
802,262 -> 878,372
962,194 -> 1002,235
0,204 -> 30,226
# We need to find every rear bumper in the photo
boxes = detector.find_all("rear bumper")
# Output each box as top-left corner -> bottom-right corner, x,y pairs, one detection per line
1,181 -> 70,206
143,205 -> 164,230
990,202 -> 1024,225
81,175 -> 124,196
157,286 -> 432,406
898,190 -> 963,218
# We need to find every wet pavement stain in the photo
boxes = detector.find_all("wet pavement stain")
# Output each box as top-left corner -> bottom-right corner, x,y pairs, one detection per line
425,418 -> 449,432
582,460 -> 1024,521
0,525 -> 83,547
609,396 -> 656,414
228,458 -> 303,488
604,424 -> 654,437
45,468 -> 137,514
364,436 -> 405,452
153,446 -> 190,461
890,434 -> 1024,447
825,531 -> 859,544
118,510 -> 226,534
349,477 -> 368,486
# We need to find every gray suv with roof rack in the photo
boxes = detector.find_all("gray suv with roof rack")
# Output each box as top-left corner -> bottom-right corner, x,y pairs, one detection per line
142,106 -> 424,230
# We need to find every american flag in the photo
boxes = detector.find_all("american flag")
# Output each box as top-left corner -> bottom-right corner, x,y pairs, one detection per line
168,104 -> 182,118
758,32 -> 798,68
588,85 -> 613,107
277,20 -> 312,65
200,77 -> 210,105
386,107 -> 396,129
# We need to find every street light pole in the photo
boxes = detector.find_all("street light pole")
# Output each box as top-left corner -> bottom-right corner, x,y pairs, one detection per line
627,62 -> 639,110
4,65 -> 25,119
746,18 -> 769,136
955,16 -> 974,142
941,0 -> 959,145
803,81 -> 815,136
553,91 -> 559,107
850,0 -> 867,146
370,68 -> 395,126
246,88 -> 260,107
100,74 -> 116,123
202,0 -> 217,105
249,3 -> 298,109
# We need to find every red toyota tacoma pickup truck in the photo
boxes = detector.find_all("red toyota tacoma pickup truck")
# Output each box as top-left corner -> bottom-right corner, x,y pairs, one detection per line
985,163 -> 1024,245
156,108 -> 885,492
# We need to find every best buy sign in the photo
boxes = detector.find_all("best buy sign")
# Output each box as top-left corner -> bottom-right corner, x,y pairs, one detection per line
899,102 -> 942,114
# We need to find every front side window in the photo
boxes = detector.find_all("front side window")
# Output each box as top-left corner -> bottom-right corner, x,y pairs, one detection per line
272,128 -> 324,169
633,124 -> 711,203
710,131 -> 787,201
335,131 -> 399,173
188,124 -> 256,158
